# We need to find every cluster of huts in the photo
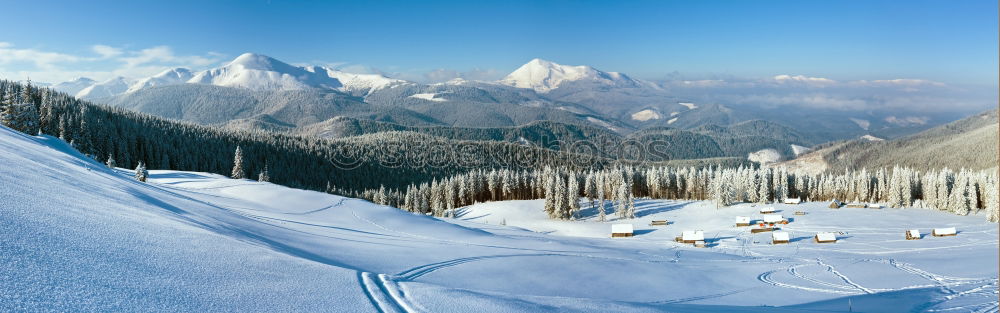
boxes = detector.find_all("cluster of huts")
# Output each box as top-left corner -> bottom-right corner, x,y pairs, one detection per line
608,200 -> 960,246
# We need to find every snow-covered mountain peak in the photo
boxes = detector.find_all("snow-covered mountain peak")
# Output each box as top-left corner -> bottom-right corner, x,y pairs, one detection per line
51,77 -> 97,96
188,52 -> 340,91
127,68 -> 194,93
226,53 -> 298,73
499,58 -> 641,93
310,66 -> 409,94
75,76 -> 131,99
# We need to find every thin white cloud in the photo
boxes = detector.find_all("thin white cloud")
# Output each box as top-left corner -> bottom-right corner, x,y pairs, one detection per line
772,74 -> 837,85
661,74 -> 993,112
0,42 -> 82,70
423,68 -> 502,83
91,45 -> 123,59
120,46 -> 220,68
0,42 -> 224,84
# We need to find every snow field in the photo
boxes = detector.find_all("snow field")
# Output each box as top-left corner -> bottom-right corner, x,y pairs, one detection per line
1,126 -> 996,312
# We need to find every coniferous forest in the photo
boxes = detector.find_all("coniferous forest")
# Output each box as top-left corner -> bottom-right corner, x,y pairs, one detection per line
1,79 -> 997,222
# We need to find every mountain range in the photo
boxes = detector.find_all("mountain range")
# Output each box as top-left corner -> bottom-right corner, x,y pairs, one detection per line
45,53 -> 968,162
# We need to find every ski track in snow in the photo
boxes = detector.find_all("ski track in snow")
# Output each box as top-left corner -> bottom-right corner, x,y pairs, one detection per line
815,259 -> 874,294
651,288 -> 752,304
360,271 -> 410,313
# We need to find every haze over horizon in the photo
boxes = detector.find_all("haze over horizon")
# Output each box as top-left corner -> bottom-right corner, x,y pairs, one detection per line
0,0 -> 996,89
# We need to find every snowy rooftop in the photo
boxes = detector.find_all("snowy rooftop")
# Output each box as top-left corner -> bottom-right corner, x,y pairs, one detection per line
934,227 -> 957,235
816,232 -> 837,241
762,214 -> 783,223
682,230 -> 705,241
611,224 -> 633,234
772,231 -> 790,241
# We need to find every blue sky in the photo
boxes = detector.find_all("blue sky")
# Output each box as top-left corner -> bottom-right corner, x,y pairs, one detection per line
0,0 -> 996,86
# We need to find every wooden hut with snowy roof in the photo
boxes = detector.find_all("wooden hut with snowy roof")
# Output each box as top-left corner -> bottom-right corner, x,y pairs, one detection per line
828,199 -> 843,209
932,227 -> 956,237
814,232 -> 837,243
611,224 -> 634,238
783,197 -> 802,205
772,231 -> 790,244
735,216 -> 751,227
679,230 -> 705,244
905,229 -> 921,240
762,214 -> 786,225
759,206 -> 776,214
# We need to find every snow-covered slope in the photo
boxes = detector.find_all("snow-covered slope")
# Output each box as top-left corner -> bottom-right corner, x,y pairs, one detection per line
308,66 -> 409,95
50,77 -> 96,96
631,109 -> 662,121
499,58 -> 646,93
75,76 -> 131,99
126,68 -> 194,93
2,125 -> 996,312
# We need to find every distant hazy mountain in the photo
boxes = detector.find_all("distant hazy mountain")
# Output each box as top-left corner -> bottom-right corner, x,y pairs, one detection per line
75,76 -> 131,99
51,77 -> 96,96
498,58 -> 654,93
127,68 -> 194,93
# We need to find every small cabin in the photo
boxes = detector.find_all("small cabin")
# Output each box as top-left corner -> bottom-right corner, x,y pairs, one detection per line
932,227 -> 957,237
814,232 -> 837,243
783,197 -> 802,205
611,224 -> 634,238
681,230 -> 705,243
846,203 -> 867,208
828,199 -> 843,209
772,231 -> 790,244
905,229 -> 921,240
751,226 -> 776,233
735,216 -> 751,227
650,220 -> 668,226
762,214 -> 785,224
759,206 -> 776,214
794,211 -> 806,215
694,240 -> 707,248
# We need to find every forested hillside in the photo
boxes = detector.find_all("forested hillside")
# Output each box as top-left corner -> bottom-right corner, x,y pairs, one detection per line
0,80 -> 742,194
818,110 -> 998,171
104,81 -> 617,130
292,116 -> 810,161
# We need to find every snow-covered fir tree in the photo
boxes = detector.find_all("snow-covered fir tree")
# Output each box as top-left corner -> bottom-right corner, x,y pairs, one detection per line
258,164 -> 270,182
134,162 -> 148,182
567,172 -> 580,219
231,146 -> 246,179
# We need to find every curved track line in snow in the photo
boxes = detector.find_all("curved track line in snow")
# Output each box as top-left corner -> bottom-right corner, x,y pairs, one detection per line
651,288 -> 752,304
815,259 -> 874,294
360,271 -> 410,313
378,274 -> 421,313
757,267 -> 860,295
358,271 -> 393,313
787,264 -> 859,291
396,254 -> 560,280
